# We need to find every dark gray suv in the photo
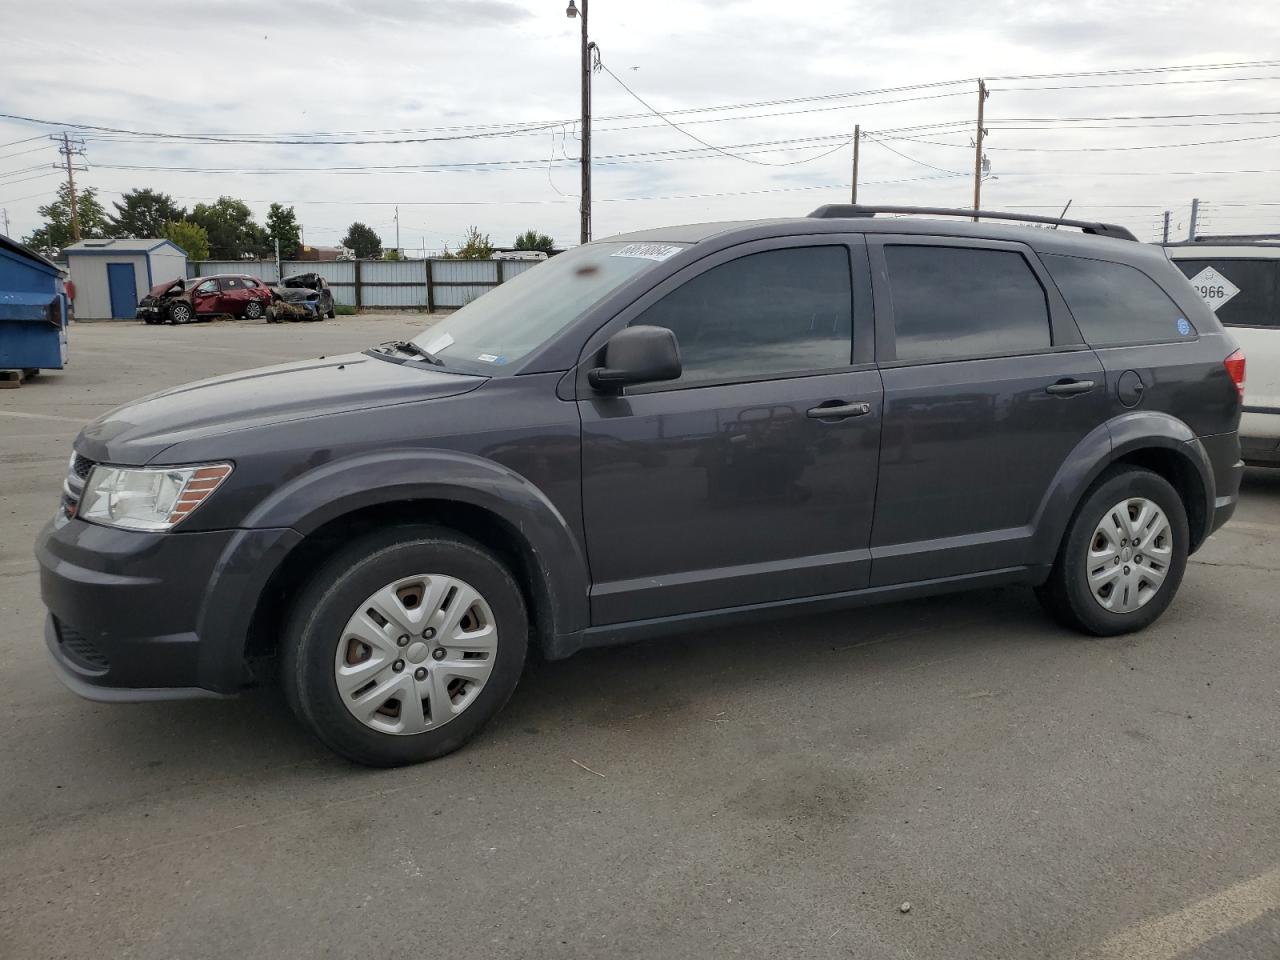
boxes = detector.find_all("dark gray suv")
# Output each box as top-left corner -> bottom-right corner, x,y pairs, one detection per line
36,206 -> 1245,766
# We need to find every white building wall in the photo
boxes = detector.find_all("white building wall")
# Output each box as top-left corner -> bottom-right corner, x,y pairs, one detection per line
147,248 -> 188,287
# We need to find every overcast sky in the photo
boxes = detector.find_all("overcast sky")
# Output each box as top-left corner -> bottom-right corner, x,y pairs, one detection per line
2,0 -> 1279,252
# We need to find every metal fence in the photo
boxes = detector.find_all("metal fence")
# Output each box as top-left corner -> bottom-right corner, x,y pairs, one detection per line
188,258 -> 539,310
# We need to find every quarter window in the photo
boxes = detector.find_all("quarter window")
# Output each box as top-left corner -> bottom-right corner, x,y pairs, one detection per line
629,246 -> 853,384
1043,254 -> 1194,345
883,245 -> 1051,362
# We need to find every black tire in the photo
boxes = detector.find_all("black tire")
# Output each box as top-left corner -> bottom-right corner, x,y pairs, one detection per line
1035,466 -> 1189,636
244,299 -> 264,320
282,525 -> 528,767
326,306 -> 336,319
168,302 -> 192,325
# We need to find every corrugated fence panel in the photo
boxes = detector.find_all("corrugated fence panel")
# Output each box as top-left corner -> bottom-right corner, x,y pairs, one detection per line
431,260 -> 499,283
191,260 -> 279,282
361,260 -> 428,307
433,284 -> 495,308
501,261 -> 540,280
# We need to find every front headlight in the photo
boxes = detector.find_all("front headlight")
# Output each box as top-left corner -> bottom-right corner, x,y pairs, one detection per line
79,463 -> 233,531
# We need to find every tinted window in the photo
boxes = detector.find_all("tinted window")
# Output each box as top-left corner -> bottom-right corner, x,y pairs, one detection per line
1173,258 -> 1280,328
1043,254 -> 1193,345
629,246 -> 852,383
220,277 -> 242,290
883,245 -> 1050,361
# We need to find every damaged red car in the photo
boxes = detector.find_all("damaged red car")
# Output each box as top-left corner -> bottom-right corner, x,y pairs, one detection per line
136,275 -> 273,324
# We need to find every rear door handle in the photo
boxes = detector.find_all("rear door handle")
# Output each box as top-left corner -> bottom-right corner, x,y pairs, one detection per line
807,401 -> 872,420
1045,378 -> 1095,396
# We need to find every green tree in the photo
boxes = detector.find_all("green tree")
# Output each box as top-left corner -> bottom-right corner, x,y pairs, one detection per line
265,202 -> 302,260
382,248 -> 404,261
24,183 -> 109,253
107,188 -> 185,238
161,219 -> 210,261
190,196 -> 268,260
514,229 -> 555,253
342,221 -> 382,259
455,225 -> 495,260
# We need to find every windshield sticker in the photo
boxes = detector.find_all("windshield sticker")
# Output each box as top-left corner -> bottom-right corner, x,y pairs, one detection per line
423,332 -> 455,354
476,354 -> 507,364
610,242 -> 683,263
1176,318 -> 1192,336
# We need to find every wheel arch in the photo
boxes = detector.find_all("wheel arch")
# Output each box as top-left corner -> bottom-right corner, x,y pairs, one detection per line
1031,412 -> 1216,568
202,449 -> 590,690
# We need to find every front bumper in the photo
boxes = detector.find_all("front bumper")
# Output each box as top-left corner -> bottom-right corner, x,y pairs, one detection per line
136,303 -> 166,319
36,516 -> 299,700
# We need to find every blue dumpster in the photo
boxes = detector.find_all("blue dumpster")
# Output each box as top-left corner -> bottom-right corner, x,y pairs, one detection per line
0,234 -> 67,375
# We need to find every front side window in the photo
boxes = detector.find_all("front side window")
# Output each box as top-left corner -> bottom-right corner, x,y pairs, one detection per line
1044,254 -> 1194,345
194,280 -> 218,295
884,245 -> 1051,362
1173,258 -> 1280,329
629,246 -> 853,384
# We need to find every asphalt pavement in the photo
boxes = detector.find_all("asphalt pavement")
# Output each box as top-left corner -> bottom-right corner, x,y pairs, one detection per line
2,316 -> 1278,960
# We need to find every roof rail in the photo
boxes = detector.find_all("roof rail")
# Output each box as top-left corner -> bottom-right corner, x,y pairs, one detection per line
807,204 -> 1138,242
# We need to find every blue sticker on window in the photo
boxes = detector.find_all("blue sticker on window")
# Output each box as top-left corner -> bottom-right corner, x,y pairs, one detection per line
1176,318 -> 1192,336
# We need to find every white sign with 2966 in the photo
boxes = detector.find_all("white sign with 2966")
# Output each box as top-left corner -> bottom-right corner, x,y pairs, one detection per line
1187,266 -> 1241,312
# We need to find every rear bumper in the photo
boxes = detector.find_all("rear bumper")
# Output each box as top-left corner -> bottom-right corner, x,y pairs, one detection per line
1197,431 -> 1243,539
36,517 -> 300,700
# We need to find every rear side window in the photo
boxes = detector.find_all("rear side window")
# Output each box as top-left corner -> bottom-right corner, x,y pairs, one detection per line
630,246 -> 852,383
220,277 -> 242,290
1042,254 -> 1193,346
883,245 -> 1050,362
1173,258 -> 1280,328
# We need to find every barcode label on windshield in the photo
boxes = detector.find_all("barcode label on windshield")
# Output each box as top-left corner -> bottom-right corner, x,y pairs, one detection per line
610,243 -> 682,262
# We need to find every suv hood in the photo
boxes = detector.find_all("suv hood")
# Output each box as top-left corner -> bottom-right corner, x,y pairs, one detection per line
77,353 -> 486,464
145,277 -> 185,299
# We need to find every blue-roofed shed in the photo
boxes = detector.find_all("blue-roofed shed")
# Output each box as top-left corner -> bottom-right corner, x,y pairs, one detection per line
64,237 -> 188,320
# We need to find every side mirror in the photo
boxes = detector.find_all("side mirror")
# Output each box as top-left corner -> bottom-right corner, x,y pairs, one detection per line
588,325 -> 682,392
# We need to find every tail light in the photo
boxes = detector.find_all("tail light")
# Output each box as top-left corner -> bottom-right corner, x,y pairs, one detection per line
1224,349 -> 1246,402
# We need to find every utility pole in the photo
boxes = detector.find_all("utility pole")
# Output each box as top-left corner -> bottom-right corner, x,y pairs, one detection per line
1188,198 -> 1200,240
972,80 -> 988,221
56,132 -> 87,242
851,124 -> 860,204
394,205 -> 400,256
1162,210 -> 1171,244
275,237 -> 282,284
566,0 -> 592,244
1,208 -> 9,237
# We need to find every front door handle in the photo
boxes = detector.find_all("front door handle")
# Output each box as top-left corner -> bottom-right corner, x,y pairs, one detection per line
807,400 -> 872,420
1045,378 -> 1095,396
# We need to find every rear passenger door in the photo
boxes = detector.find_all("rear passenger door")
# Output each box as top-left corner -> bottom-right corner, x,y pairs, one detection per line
867,236 -> 1106,585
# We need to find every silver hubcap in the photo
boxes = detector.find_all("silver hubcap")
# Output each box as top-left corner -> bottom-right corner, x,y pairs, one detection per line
1087,497 -> 1173,614
334,574 -> 497,735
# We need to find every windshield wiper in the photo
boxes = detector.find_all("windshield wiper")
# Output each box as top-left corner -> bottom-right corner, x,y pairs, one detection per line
376,340 -> 445,366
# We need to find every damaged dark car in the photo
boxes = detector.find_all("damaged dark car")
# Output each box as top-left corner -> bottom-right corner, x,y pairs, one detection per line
268,273 -> 336,322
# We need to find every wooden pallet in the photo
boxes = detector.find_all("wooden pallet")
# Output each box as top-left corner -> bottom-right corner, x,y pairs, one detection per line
0,368 -> 39,389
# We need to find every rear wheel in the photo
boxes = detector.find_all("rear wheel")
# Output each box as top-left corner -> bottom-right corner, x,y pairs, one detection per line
167,302 -> 192,325
1035,466 -> 1189,636
243,299 -> 264,320
282,526 -> 528,766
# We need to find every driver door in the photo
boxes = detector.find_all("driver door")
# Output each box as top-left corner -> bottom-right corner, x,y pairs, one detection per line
191,278 -> 220,316
577,237 -> 883,625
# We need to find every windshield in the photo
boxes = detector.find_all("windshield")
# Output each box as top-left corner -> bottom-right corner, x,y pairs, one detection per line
410,241 -> 684,372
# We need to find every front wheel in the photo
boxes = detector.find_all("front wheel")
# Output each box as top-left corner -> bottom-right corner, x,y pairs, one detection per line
1035,466 -> 1189,636
167,302 -> 192,324
282,526 -> 528,766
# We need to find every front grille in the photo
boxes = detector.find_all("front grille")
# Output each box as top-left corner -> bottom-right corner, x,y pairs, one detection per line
63,454 -> 96,519
55,619 -> 110,673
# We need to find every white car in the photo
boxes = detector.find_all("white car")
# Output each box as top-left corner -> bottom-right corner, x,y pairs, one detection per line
1167,242 -> 1280,465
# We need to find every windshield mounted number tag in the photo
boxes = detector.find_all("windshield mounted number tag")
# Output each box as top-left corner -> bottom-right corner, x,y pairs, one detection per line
610,243 -> 682,263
